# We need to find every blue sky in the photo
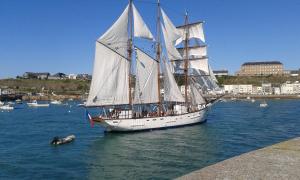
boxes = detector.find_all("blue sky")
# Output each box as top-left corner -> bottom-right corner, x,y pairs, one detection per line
0,0 -> 299,78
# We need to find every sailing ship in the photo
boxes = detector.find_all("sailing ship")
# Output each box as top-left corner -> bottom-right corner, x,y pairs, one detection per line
85,0 -> 219,132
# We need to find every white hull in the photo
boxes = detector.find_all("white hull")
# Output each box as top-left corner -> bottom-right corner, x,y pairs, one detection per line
0,105 -> 14,110
97,109 -> 207,132
27,103 -> 49,107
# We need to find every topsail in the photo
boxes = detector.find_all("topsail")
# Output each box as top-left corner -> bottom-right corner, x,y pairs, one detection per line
132,4 -> 154,40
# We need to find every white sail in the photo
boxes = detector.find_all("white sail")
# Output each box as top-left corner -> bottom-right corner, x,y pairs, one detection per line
163,60 -> 185,102
177,46 -> 207,59
189,58 -> 209,75
87,42 -> 129,106
98,4 -> 129,56
132,4 -> 154,40
161,8 -> 181,43
175,22 -> 205,46
190,83 -> 206,105
161,23 -> 182,61
134,48 -> 158,104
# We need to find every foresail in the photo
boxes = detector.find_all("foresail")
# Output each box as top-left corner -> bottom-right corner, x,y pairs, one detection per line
163,60 -> 185,102
175,22 -> 205,46
98,4 -> 129,56
134,48 -> 158,104
132,4 -> 154,40
86,42 -> 129,106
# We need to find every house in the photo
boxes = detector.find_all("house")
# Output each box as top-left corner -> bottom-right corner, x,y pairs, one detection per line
68,74 -> 77,80
23,72 -> 50,79
290,70 -> 299,77
48,73 -> 67,80
224,84 -> 252,94
213,70 -> 229,77
77,74 -> 92,80
262,83 -> 272,95
281,81 -> 300,94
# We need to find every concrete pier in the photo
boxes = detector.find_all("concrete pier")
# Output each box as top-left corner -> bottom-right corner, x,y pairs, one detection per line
178,137 -> 300,180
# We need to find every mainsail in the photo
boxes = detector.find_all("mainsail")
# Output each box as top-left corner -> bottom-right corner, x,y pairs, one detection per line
134,48 -> 159,104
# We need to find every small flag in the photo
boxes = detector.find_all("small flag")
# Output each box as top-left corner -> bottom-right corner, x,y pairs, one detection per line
86,110 -> 94,128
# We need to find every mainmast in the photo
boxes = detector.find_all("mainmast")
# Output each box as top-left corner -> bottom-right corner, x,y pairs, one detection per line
128,0 -> 133,107
156,0 -> 162,116
184,12 -> 190,106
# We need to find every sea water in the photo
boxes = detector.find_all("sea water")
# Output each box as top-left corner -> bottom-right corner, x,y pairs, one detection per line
1,100 -> 300,179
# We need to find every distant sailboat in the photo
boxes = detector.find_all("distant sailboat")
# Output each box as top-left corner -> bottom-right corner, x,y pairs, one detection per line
85,0 -> 213,132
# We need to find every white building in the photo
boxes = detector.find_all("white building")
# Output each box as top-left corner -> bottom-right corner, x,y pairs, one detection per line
252,86 -> 262,95
273,87 -> 281,95
68,74 -> 77,80
281,81 -> 300,94
224,84 -> 252,94
262,83 -> 272,95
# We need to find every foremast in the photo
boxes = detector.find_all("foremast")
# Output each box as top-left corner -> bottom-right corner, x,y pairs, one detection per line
128,0 -> 134,108
156,0 -> 162,116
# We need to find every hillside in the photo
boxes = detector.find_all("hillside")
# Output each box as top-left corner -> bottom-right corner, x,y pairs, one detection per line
0,79 -> 90,95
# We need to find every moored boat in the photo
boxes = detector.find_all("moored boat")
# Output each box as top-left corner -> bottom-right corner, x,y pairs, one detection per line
0,104 -> 14,110
50,100 -> 62,105
27,100 -> 49,107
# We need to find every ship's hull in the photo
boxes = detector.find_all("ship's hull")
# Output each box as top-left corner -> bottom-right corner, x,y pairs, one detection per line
97,108 -> 207,132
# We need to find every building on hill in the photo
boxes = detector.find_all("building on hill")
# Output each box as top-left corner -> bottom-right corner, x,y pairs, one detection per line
77,74 -> 92,80
48,73 -> 67,80
236,61 -> 283,76
23,72 -> 50,80
213,70 -> 228,77
68,74 -> 77,80
290,70 -> 299,77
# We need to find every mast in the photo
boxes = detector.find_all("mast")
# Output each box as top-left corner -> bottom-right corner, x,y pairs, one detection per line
156,0 -> 162,116
128,0 -> 133,107
184,11 -> 189,106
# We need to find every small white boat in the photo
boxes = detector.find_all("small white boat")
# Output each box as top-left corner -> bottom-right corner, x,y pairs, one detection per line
251,99 -> 255,103
259,100 -> 268,108
27,100 -> 49,107
50,100 -> 62,105
0,105 -> 14,110
15,99 -> 22,104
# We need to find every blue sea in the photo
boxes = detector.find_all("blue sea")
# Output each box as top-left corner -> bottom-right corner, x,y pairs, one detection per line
1,99 -> 300,179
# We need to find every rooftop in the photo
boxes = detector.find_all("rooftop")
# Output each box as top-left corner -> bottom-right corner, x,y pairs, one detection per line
213,70 -> 228,73
242,61 -> 282,66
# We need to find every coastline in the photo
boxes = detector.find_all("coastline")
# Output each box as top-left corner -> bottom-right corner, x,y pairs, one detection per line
221,94 -> 300,99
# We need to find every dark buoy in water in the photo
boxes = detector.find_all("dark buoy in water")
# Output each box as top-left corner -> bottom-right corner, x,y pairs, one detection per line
51,135 -> 75,145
